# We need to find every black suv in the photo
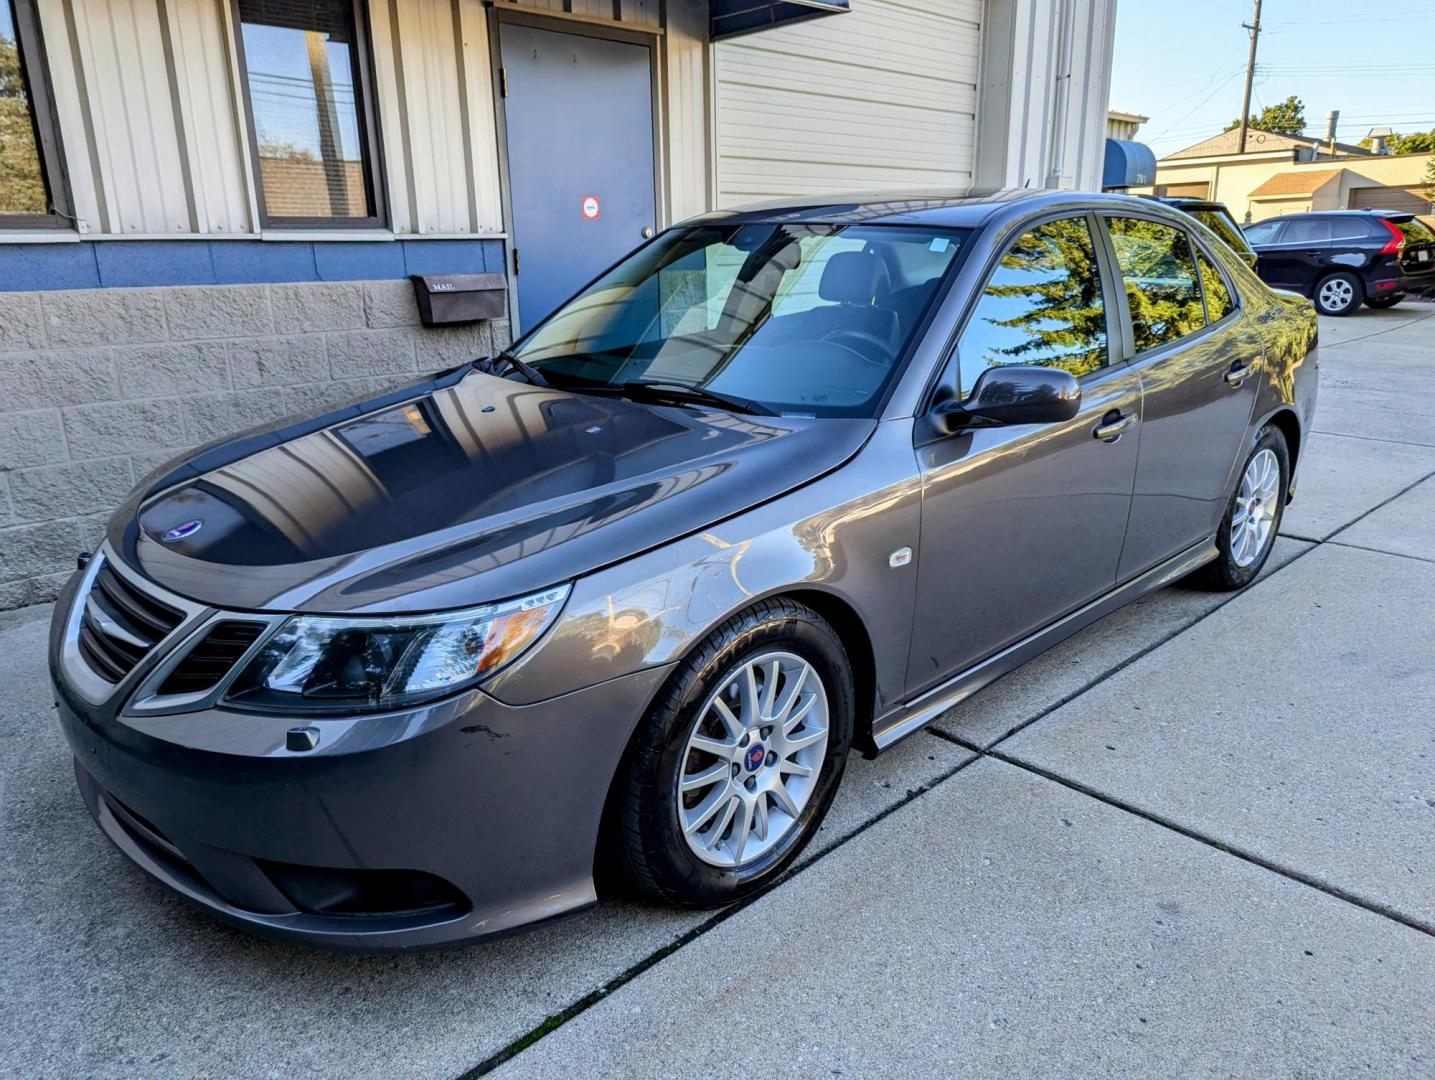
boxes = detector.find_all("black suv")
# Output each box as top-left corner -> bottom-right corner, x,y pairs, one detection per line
1151,197 -> 1258,269
1243,210 -> 1435,316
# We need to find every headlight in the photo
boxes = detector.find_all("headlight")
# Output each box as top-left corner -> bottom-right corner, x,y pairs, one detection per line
226,585 -> 569,713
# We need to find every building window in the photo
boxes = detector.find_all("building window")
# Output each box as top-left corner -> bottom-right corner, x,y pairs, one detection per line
233,0 -> 384,227
0,0 -> 69,229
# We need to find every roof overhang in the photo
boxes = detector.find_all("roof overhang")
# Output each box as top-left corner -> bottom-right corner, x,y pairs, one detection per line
710,0 -> 850,41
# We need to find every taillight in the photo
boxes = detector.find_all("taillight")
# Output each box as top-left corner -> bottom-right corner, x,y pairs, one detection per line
1378,218 -> 1405,256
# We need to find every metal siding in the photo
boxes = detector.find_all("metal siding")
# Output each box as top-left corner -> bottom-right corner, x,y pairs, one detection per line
67,0 -> 191,234
713,0 -> 982,205
162,0 -> 253,234
664,0 -> 711,223
455,0 -> 504,233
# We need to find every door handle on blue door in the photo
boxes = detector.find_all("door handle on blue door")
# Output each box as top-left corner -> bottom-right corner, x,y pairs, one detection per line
1225,361 -> 1255,387
1092,411 -> 1135,443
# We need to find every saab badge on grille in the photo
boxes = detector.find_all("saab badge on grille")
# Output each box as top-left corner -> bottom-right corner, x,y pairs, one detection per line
162,519 -> 203,543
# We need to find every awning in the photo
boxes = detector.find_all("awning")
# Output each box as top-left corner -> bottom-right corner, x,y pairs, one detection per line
1248,168 -> 1345,200
710,0 -> 850,42
1102,139 -> 1156,190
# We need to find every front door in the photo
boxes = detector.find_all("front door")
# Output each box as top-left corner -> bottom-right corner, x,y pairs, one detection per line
1100,215 -> 1261,580
908,215 -> 1140,695
499,22 -> 657,331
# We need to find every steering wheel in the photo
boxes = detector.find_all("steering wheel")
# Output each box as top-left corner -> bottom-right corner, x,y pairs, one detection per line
820,327 -> 893,365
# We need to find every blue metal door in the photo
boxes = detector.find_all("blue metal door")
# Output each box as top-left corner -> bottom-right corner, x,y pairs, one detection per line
499,24 -> 657,331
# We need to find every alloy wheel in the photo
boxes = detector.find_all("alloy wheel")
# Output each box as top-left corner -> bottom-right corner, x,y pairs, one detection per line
1318,277 -> 1355,313
676,650 -> 829,869
1232,447 -> 1280,568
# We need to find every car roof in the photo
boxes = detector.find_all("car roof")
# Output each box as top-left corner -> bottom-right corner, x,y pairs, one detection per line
684,188 -> 1193,231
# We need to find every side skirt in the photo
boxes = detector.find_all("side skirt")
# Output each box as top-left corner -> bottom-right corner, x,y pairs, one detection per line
869,538 -> 1219,754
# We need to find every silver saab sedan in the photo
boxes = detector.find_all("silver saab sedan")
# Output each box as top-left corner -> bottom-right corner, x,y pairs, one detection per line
50,190 -> 1318,950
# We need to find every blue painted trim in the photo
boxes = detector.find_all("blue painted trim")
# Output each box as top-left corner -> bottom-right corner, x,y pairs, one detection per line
0,238 -> 506,291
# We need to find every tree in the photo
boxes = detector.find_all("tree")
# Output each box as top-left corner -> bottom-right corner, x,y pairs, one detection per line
1225,95 -> 1306,138
0,31 -> 48,215
1357,128 -> 1435,154
1423,157 -> 1435,208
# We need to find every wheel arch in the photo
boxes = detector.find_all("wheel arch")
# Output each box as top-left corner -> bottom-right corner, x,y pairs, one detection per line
1261,407 -> 1302,501
591,585 -> 881,886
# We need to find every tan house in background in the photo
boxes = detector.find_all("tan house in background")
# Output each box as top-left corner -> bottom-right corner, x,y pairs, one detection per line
1149,127 -> 1434,227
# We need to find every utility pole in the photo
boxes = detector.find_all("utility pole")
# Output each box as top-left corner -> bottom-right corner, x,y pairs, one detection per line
1236,0 -> 1263,154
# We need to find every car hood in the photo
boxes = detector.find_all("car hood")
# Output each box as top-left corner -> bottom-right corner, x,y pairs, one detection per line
113,370 -> 873,613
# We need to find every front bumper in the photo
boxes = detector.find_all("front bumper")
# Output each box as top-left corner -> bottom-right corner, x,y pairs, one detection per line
51,572 -> 671,951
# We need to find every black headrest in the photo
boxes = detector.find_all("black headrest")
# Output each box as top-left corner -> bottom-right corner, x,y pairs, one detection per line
818,251 -> 890,305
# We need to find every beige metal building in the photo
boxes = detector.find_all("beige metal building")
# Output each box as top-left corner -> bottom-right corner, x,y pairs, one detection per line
1149,127 -> 1434,226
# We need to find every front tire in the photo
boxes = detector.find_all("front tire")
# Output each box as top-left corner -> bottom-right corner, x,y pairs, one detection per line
613,598 -> 853,906
1314,271 -> 1362,316
1192,424 -> 1289,591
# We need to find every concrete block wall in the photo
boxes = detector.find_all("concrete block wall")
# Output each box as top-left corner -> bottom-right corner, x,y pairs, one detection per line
0,280 -> 510,610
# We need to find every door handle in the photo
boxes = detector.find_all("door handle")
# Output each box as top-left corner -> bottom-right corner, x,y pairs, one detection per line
1092,411 -> 1135,443
1225,361 -> 1256,387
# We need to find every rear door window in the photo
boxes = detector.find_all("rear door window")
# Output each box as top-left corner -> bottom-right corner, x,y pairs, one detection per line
956,216 -> 1109,396
1280,218 -> 1333,244
1106,217 -> 1207,353
1329,219 -> 1375,241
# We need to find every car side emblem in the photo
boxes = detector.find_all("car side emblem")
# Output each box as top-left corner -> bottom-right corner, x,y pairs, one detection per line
161,519 -> 203,543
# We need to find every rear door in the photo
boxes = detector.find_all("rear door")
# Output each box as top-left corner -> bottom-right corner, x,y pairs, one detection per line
1100,215 -> 1260,580
1267,216 -> 1333,294
908,214 -> 1141,693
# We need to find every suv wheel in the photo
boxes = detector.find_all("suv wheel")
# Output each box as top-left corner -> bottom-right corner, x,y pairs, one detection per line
1192,424 -> 1289,591
1314,271 -> 1362,316
612,598 -> 853,906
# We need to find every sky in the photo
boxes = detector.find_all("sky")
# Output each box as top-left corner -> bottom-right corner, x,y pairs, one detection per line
1109,0 -> 1435,158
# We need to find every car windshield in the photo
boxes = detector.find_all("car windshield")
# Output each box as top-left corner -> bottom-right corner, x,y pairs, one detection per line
509,223 -> 969,417
1191,208 -> 1253,256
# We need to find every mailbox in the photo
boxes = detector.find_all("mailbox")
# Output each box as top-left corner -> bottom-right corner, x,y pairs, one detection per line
410,272 -> 508,326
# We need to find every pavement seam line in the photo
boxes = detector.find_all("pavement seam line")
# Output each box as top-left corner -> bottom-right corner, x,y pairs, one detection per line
1318,309 -> 1435,349
452,739 -> 982,1079
1321,462 -> 1435,548
1308,429 -> 1435,449
1324,540 -> 1435,565
969,538 -> 1321,750
960,740 -> 1435,941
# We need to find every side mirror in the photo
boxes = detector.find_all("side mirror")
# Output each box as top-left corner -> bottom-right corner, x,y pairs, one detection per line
932,365 -> 1081,434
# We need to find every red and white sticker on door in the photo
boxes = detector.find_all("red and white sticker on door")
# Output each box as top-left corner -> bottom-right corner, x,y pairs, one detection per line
580,195 -> 601,221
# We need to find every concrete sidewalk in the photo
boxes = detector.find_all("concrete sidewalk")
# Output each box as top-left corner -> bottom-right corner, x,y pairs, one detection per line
2,308 -> 1433,1079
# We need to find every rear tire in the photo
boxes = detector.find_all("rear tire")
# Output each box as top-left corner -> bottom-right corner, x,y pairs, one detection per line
1191,424 -> 1289,592
613,598 -> 853,906
1314,271 -> 1362,316
1364,295 -> 1402,309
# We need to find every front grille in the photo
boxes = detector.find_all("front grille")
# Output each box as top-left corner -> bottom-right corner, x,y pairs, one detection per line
158,621 -> 266,696
77,561 -> 184,684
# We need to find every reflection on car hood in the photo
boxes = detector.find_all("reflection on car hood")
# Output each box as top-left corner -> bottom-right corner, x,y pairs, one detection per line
117,370 -> 874,613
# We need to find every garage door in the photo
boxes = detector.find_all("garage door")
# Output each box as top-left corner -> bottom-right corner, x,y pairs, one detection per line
1348,185 -> 1434,217
712,0 -> 981,206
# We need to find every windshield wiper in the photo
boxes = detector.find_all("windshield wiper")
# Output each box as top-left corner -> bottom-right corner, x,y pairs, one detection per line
472,350 -> 550,388
609,380 -> 776,416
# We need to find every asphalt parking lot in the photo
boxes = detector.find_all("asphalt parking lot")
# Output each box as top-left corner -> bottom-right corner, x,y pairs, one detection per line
2,306 -> 1432,1078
